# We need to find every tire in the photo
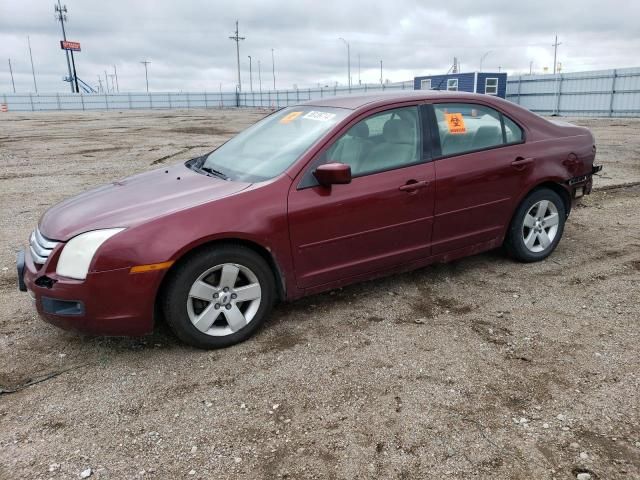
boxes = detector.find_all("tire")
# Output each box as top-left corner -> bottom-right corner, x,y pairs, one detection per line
161,245 -> 276,349
504,188 -> 566,263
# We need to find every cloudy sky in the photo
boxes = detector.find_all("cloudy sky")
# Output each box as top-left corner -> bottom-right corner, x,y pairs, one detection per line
1,0 -> 639,93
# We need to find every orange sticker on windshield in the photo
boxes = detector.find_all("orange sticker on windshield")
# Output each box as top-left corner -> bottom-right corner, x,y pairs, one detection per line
445,113 -> 466,134
280,111 -> 303,124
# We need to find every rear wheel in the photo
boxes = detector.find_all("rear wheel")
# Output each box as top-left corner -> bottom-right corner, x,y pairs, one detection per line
505,188 -> 566,262
162,245 -> 276,349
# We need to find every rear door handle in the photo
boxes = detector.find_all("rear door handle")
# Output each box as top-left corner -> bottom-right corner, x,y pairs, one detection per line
399,180 -> 429,192
511,157 -> 534,170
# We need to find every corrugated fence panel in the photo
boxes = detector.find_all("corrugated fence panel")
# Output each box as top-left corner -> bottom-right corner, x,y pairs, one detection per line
2,71 -> 638,117
507,67 -> 640,116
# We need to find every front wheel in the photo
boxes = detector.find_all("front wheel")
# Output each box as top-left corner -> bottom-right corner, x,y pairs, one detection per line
505,188 -> 566,262
162,245 -> 276,349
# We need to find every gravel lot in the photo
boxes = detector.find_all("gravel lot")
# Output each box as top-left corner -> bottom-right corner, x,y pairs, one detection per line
0,110 -> 638,479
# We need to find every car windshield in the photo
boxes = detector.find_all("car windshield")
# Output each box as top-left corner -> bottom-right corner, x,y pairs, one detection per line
200,106 -> 350,182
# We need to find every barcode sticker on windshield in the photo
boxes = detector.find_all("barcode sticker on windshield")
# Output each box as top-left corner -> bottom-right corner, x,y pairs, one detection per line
303,111 -> 336,122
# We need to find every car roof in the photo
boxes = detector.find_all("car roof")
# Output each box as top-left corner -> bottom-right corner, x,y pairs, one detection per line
300,90 -> 493,110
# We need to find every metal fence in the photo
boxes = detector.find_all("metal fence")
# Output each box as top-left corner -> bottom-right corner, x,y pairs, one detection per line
3,68 -> 640,117
506,67 -> 640,117
0,82 -> 414,113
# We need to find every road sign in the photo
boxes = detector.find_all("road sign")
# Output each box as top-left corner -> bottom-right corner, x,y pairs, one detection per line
60,40 -> 81,52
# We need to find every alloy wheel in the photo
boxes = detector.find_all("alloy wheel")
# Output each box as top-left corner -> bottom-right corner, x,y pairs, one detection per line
186,263 -> 262,337
522,200 -> 560,253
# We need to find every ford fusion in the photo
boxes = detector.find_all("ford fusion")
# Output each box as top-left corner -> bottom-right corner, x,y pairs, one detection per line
17,92 -> 601,349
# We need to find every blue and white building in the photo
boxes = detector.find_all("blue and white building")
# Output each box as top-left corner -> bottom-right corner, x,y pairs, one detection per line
414,72 -> 508,98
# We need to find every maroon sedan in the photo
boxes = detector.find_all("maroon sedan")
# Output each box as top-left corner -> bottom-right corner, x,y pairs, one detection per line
18,92 -> 600,349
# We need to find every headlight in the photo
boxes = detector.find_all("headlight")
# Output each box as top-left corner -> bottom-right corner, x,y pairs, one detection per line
56,228 -> 125,280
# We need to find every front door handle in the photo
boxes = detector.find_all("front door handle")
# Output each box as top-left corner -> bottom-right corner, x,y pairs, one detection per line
511,157 -> 534,171
399,180 -> 429,192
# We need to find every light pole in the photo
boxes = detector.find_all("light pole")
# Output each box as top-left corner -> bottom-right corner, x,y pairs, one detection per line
8,59 -> 16,93
27,36 -> 38,93
248,55 -> 253,93
480,51 -> 491,72
552,35 -> 561,75
140,60 -> 150,92
271,48 -> 276,90
113,64 -> 119,92
338,37 -> 351,89
55,0 -> 74,93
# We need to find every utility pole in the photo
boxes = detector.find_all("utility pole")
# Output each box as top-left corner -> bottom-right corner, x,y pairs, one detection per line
8,59 -> 16,93
140,60 -> 150,92
55,0 -> 74,93
247,55 -> 253,93
271,48 -> 276,90
552,35 -> 561,75
380,60 -> 383,86
228,20 -> 245,93
339,37 -> 351,88
113,64 -> 119,92
27,36 -> 38,93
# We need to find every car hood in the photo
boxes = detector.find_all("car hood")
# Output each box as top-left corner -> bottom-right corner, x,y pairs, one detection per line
39,163 -> 250,241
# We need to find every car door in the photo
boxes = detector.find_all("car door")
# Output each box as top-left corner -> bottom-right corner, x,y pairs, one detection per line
287,104 -> 435,289
426,102 -> 529,254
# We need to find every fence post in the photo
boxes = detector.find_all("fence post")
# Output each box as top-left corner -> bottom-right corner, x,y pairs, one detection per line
517,76 -> 522,105
204,91 -> 209,109
320,87 -> 323,98
80,93 -> 85,111
104,93 -> 108,110
29,93 -> 34,111
168,92 -> 172,109
128,92 -> 132,109
186,92 -> 191,109
149,93 -> 153,109
609,69 -> 617,117
56,93 -> 61,110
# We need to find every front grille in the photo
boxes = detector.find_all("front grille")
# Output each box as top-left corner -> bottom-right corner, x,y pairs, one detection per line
29,228 -> 59,265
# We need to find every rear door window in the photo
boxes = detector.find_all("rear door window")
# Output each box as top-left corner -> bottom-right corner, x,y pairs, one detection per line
431,103 -> 523,157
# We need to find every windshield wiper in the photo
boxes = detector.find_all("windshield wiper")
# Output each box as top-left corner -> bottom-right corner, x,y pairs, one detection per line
199,165 -> 229,180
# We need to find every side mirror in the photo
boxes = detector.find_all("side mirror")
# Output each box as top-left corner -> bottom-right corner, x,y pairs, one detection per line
314,162 -> 352,186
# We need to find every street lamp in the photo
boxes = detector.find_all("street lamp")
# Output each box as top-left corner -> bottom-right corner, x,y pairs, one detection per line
338,37 -> 351,89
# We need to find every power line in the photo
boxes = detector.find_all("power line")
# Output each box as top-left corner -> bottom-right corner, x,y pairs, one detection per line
228,20 -> 245,93
140,60 -> 151,92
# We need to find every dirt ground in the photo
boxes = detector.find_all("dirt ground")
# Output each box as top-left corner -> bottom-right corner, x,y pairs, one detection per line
0,109 -> 638,480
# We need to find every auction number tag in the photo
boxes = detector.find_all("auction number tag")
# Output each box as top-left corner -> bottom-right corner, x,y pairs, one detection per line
445,113 -> 466,134
280,111 -> 303,124
303,111 -> 336,122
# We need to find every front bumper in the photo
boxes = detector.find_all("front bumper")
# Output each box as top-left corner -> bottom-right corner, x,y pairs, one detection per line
18,247 -> 163,336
